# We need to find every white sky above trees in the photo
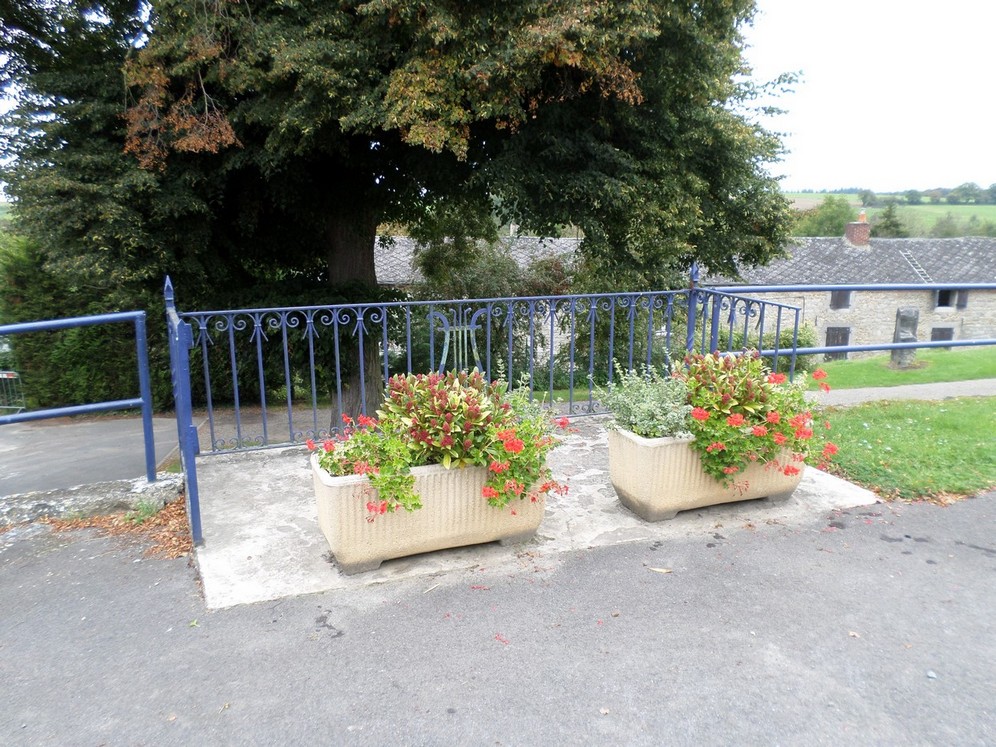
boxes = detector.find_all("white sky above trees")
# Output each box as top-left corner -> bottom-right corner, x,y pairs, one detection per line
743,0 -> 996,192
2,1 -> 992,197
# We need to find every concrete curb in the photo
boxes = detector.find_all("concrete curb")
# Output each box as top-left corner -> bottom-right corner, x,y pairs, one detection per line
0,474 -> 184,526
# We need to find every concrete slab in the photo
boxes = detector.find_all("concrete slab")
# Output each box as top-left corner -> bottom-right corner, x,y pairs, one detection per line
195,418 -> 878,609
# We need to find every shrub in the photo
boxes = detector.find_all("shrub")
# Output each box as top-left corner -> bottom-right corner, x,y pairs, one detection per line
594,364 -> 691,439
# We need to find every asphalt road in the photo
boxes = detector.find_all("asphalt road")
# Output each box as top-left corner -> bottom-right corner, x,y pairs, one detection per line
0,416 -> 177,497
1,491 -> 993,744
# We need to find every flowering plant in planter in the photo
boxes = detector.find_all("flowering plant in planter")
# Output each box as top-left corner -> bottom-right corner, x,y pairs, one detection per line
676,351 -> 837,488
308,370 -> 567,514
594,363 -> 692,439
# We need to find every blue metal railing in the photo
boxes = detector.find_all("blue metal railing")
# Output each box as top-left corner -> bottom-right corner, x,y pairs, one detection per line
165,281 -> 800,454
0,312 -> 157,484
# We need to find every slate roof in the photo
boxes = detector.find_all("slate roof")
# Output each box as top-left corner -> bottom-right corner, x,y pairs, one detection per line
711,237 -> 996,286
374,235 -> 579,286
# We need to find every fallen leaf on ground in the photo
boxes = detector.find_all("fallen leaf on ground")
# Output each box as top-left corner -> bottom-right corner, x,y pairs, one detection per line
848,631 -> 861,638
648,567 -> 672,574
40,498 -> 193,559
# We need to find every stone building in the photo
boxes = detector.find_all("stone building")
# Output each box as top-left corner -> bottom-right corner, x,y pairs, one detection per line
711,220 -> 996,359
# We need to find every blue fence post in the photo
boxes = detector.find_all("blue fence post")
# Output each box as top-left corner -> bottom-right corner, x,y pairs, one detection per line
685,263 -> 699,354
134,312 -> 157,483
165,277 -> 203,545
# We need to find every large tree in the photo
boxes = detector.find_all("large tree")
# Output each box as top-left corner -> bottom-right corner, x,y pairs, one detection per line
125,0 -> 793,289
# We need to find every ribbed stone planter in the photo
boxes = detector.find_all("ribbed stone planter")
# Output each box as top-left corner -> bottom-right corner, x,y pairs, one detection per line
608,429 -> 804,521
312,454 -> 545,574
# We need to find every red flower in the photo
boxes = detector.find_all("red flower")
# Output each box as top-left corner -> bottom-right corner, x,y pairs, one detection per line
819,382 -> 831,393
726,413 -> 745,427
353,460 -> 378,475
772,432 -> 787,446
751,425 -> 768,437
488,461 -> 510,474
555,416 -> 570,429
706,442 -> 726,453
341,413 -> 353,424
305,438 -> 316,451
504,479 -> 524,496
496,429 -> 517,442
794,427 -> 813,440
691,407 -> 710,422
767,373 -> 787,384
723,466 -> 740,475
782,465 -> 801,476
503,438 -> 525,454
440,434 -> 454,448
822,442 -> 839,458
789,413 -> 809,428
365,500 -> 388,515
357,414 -> 377,428
482,486 -> 499,499
322,440 -> 335,453
766,411 -> 781,424
812,369 -> 828,380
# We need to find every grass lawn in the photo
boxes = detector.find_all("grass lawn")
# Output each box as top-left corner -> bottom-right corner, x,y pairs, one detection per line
825,397 -> 996,500
808,347 -> 996,390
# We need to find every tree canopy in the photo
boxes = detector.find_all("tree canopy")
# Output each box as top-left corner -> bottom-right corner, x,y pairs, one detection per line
121,0 -> 792,289
3,1 -> 793,293
791,195 -> 856,238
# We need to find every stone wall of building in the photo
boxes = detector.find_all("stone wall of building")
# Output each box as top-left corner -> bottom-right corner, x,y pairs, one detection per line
738,289 -> 996,359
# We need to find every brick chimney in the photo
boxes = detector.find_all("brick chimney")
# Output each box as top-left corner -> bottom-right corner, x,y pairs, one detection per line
845,210 -> 870,247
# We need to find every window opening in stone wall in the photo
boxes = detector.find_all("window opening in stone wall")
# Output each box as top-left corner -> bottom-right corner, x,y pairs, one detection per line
824,326 -> 850,361
829,290 -> 852,310
935,289 -> 954,308
930,327 -> 954,350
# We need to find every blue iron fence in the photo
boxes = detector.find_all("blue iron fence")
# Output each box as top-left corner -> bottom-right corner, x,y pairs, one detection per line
0,312 -> 157,483
165,279 -> 801,456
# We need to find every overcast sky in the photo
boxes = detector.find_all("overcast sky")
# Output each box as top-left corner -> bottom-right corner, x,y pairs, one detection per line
742,0 -> 995,193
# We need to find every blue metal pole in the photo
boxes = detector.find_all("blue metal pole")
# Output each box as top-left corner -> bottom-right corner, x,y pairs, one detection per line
685,264 -> 699,354
134,312 -> 157,483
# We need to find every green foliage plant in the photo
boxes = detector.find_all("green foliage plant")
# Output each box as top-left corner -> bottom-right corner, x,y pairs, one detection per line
594,364 -> 692,439
125,499 -> 162,525
309,370 -> 568,515
677,352 -> 837,489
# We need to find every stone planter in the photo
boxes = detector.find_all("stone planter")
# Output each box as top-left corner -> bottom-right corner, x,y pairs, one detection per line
607,429 -> 804,521
311,454 -> 545,574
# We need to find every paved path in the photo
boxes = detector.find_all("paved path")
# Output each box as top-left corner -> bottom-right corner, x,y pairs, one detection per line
808,377 -> 996,407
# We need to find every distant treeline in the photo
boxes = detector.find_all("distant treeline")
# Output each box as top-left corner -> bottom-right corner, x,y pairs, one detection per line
790,183 -> 996,206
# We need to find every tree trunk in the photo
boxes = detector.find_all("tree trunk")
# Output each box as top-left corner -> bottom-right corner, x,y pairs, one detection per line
326,204 -> 384,430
